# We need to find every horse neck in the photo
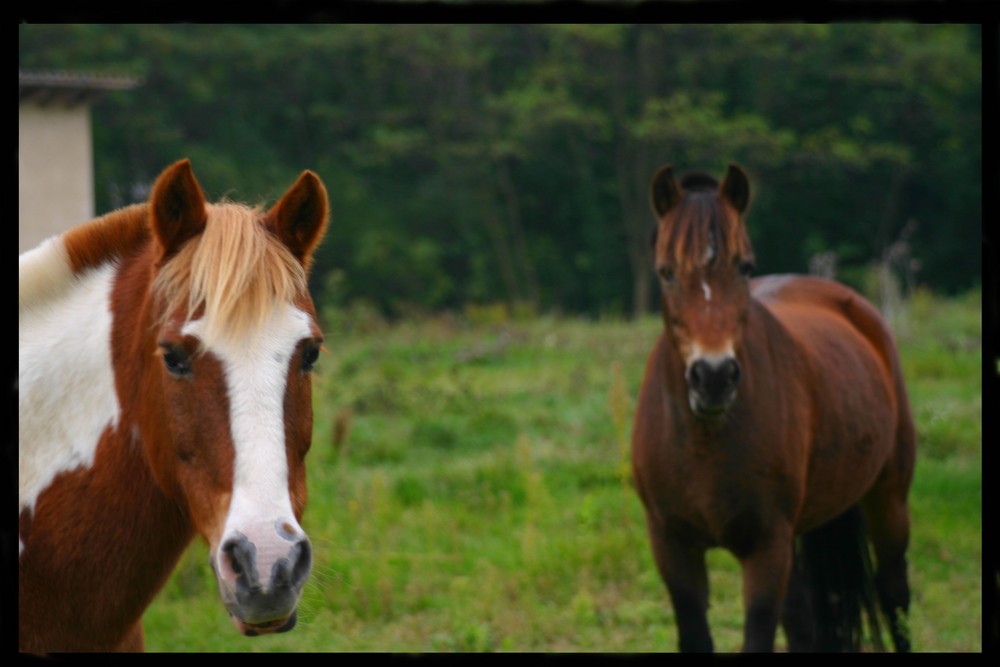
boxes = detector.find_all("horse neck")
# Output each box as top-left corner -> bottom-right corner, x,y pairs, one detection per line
21,424 -> 195,652
19,242 -> 196,651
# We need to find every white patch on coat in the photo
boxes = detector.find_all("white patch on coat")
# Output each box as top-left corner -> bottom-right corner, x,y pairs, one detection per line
19,236 -> 74,310
19,245 -> 120,552
701,280 -> 712,302
750,274 -> 796,302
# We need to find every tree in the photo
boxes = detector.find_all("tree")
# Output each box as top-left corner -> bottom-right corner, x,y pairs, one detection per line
19,24 -> 981,317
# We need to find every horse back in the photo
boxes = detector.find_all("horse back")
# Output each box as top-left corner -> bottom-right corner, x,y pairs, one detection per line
752,275 -> 900,380
751,274 -> 912,426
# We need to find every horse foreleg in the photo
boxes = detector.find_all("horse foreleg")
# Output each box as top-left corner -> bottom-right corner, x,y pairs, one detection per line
114,622 -> 144,652
739,532 -> 794,652
648,519 -> 713,652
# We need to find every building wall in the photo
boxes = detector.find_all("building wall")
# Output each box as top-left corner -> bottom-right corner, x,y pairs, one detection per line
19,102 -> 94,254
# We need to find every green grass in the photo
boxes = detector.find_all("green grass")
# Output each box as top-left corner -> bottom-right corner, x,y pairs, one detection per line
143,290 -> 983,652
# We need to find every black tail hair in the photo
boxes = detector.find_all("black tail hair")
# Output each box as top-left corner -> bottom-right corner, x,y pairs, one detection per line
797,504 -> 885,651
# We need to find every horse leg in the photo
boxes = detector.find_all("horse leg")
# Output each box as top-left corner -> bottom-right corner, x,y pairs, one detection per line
114,622 -> 145,652
862,494 -> 912,652
647,518 -> 713,652
781,544 -> 817,651
738,528 -> 794,652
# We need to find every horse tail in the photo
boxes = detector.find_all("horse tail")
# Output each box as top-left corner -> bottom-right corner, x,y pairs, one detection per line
797,504 -> 885,651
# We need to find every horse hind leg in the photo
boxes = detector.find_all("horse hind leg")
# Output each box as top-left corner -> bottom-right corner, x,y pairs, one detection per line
861,421 -> 915,652
873,546 -> 911,652
862,494 -> 912,652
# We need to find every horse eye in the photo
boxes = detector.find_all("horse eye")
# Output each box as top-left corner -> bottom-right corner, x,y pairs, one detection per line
657,266 -> 675,283
301,342 -> 321,372
738,260 -> 755,278
160,346 -> 192,377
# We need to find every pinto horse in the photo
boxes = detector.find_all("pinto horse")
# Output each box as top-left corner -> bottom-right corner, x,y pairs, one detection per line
631,164 -> 915,652
19,160 -> 329,652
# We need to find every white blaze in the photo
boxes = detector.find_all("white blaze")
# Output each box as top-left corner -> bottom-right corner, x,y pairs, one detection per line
183,303 -> 312,573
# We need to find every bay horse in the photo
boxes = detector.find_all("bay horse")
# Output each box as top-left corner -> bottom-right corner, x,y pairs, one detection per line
631,164 -> 915,652
19,159 -> 329,652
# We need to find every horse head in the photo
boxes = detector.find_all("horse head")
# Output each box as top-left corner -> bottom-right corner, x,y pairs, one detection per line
649,163 -> 755,418
142,160 -> 328,635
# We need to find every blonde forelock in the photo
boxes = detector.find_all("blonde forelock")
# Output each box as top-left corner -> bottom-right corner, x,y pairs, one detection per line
152,203 -> 307,346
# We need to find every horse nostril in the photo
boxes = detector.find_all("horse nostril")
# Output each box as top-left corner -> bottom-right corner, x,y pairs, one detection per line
726,359 -> 742,387
221,534 -> 256,585
290,538 -> 312,589
689,360 -> 707,391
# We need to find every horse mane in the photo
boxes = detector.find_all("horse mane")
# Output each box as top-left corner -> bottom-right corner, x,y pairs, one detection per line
151,202 -> 307,347
663,171 -> 753,273
20,204 -> 151,311
62,204 -> 152,272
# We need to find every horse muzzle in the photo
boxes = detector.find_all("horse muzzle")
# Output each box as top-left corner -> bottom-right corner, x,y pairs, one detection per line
686,355 -> 742,417
211,519 -> 313,636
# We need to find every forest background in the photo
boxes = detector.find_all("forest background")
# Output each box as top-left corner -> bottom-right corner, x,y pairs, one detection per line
18,24 -> 982,321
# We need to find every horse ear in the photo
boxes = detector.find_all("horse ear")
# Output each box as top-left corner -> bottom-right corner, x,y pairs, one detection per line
650,164 -> 681,218
720,163 -> 751,214
266,171 -> 330,271
150,159 -> 208,259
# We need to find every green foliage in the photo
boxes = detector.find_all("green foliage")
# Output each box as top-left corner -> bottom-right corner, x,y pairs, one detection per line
899,288 -> 983,462
19,24 -> 981,317
141,291 -> 981,651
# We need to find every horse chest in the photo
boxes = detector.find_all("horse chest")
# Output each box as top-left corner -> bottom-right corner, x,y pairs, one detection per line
651,435 -> 797,551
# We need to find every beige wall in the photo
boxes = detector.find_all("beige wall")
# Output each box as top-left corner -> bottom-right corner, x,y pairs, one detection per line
19,102 -> 94,254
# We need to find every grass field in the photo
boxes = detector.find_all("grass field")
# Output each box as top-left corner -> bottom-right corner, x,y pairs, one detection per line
143,288 -> 983,652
